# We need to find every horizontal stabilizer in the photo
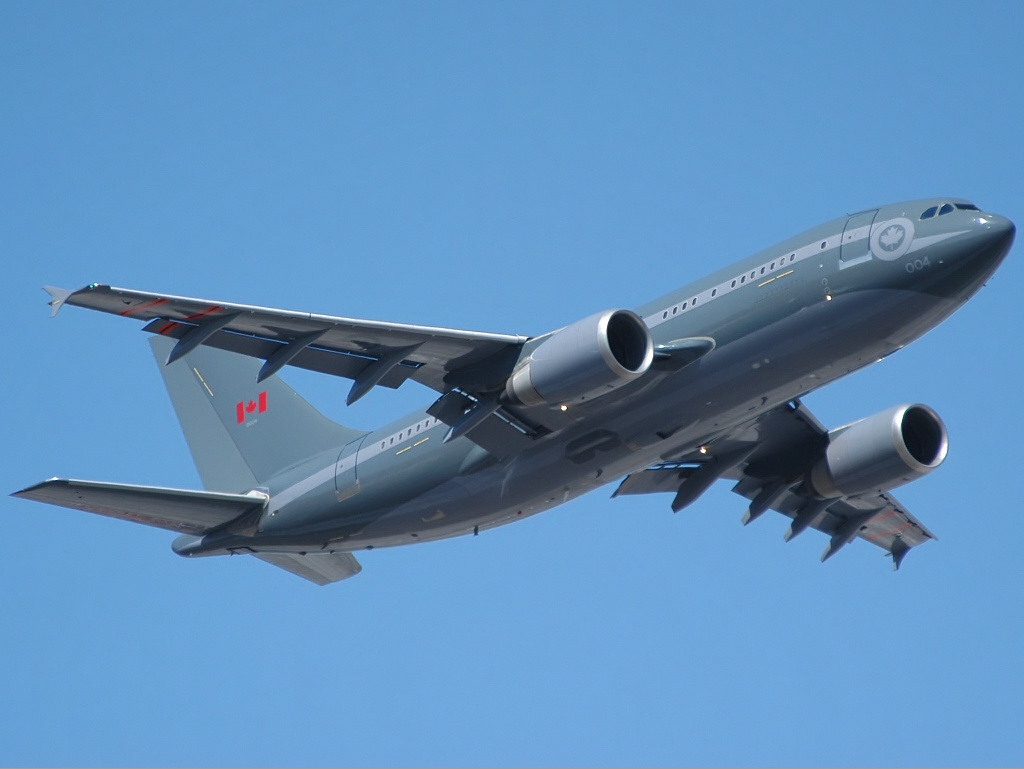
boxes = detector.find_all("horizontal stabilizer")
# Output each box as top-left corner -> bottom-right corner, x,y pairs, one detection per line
12,478 -> 268,535
255,552 -> 362,585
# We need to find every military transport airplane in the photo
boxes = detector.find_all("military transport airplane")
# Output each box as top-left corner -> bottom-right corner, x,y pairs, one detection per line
13,198 -> 1014,584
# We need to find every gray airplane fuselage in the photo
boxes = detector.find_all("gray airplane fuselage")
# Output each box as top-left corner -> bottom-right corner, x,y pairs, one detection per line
174,199 -> 1014,559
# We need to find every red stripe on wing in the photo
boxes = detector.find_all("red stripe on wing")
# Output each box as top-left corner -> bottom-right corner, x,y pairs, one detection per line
185,305 -> 224,321
119,297 -> 169,317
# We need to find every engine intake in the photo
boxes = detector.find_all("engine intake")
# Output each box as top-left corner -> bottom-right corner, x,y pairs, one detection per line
505,309 -> 654,407
809,404 -> 948,499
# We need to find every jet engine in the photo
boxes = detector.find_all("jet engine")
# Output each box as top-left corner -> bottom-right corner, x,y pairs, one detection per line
505,309 -> 654,407
808,404 -> 948,498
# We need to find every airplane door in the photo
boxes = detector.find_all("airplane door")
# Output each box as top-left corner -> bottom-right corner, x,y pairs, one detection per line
334,435 -> 365,503
840,210 -> 877,265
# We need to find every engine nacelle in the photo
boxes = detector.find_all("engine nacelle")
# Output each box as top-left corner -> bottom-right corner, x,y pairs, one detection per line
505,309 -> 654,407
809,404 -> 948,498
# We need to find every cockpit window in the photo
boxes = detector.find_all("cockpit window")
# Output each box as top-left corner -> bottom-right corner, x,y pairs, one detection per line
923,202 -> 978,219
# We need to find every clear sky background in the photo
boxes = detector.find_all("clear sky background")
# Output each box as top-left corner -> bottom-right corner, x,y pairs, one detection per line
2,2 -> 1023,766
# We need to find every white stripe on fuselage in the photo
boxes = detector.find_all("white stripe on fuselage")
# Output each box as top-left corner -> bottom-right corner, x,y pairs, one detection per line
645,227 -> 845,329
908,230 -> 965,254
643,222 -> 961,330
270,416 -> 444,512
270,464 -> 335,512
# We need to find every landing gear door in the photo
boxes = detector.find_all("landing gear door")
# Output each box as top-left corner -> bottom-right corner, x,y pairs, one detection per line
840,210 -> 877,266
335,435 -> 365,503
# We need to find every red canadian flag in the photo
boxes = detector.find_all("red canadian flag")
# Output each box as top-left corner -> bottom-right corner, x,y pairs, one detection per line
236,391 -> 267,423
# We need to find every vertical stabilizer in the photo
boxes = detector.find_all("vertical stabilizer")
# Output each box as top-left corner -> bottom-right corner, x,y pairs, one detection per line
149,337 -> 364,492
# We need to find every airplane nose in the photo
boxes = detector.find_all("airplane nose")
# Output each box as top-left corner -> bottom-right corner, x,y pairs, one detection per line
981,214 -> 1016,253
951,212 -> 1016,294
921,211 -> 1015,299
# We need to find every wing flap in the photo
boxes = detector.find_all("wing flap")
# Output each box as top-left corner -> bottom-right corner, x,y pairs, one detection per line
255,552 -> 362,585
141,319 -> 416,391
612,465 -> 696,497
729,484 -> 935,550
12,479 -> 268,535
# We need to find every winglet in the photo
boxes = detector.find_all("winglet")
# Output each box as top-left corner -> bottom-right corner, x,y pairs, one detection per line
890,539 -> 911,571
43,286 -> 74,317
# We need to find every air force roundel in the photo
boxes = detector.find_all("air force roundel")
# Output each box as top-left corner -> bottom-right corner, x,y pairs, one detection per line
870,217 -> 915,261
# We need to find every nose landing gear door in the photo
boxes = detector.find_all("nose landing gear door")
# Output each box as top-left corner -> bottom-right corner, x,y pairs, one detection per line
840,210 -> 877,267
335,435 -> 365,503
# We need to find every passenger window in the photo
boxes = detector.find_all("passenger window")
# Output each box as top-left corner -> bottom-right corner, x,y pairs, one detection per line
731,280 -> 736,288
711,289 -> 717,297
939,203 -> 955,215
921,206 -> 937,219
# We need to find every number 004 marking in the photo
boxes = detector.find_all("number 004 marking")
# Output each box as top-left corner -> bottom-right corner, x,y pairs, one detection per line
905,256 -> 932,273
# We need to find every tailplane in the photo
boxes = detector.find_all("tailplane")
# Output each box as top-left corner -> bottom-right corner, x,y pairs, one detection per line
255,552 -> 362,585
148,336 -> 364,491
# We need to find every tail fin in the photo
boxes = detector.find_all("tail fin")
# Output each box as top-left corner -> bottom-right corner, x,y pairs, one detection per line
149,336 -> 364,492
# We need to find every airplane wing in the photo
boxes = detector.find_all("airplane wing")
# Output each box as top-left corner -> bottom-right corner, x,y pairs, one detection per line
613,400 -> 936,569
255,552 -> 362,586
12,478 -> 268,536
46,284 -> 528,403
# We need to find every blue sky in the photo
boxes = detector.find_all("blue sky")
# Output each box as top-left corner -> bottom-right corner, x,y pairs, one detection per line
2,2 -> 1023,766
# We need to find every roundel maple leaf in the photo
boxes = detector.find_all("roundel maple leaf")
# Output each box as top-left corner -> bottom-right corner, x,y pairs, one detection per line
870,217 -> 915,261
